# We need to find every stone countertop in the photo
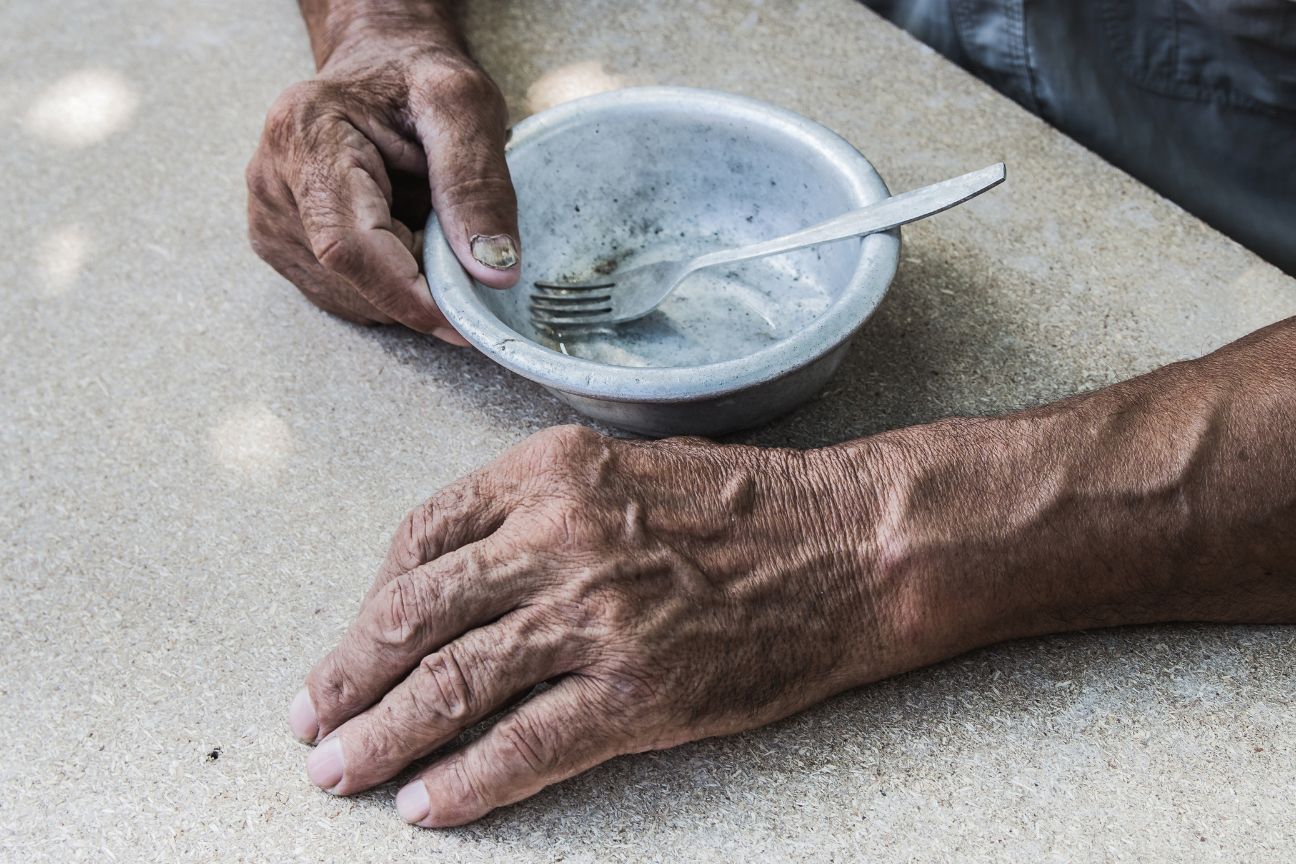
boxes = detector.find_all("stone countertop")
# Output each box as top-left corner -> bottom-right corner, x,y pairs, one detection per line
2,0 -> 1293,861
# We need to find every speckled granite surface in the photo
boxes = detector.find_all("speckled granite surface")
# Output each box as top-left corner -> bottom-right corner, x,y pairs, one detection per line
2,1 -> 1293,860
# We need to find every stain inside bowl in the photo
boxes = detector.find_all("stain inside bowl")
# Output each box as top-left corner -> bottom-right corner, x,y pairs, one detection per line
535,234 -> 836,367
461,95 -> 877,376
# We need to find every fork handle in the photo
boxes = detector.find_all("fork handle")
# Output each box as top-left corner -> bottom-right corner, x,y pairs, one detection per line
688,163 -> 1006,273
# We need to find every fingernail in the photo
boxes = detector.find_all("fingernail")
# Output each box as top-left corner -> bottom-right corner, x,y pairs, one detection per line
306,738 -> 345,791
288,688 -> 318,743
431,326 -> 462,344
395,781 -> 430,825
470,233 -> 518,270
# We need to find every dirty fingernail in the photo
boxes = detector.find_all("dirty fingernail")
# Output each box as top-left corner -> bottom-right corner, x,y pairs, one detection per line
470,233 -> 518,270
396,780 -> 430,825
288,688 -> 318,743
306,738 -> 344,790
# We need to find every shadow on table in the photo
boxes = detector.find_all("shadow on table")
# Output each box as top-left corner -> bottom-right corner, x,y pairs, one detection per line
364,249 -> 1089,450
357,320 -> 586,437
742,252 -> 1094,449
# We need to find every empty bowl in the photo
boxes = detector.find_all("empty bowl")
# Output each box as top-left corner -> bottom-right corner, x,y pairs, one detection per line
424,86 -> 899,437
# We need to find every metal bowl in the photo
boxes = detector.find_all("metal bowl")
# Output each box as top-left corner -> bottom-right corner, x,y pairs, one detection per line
424,86 -> 899,437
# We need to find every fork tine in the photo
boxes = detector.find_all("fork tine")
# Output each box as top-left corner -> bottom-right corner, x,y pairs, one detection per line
530,307 -> 613,327
530,304 -> 611,317
532,317 -> 610,329
529,303 -> 612,320
529,296 -> 612,311
532,279 -> 616,292
529,291 -> 613,305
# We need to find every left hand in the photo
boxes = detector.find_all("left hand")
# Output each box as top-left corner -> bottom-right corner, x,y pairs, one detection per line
289,424 -> 913,826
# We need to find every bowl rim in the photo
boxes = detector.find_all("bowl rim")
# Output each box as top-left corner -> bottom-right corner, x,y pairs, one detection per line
425,85 -> 899,403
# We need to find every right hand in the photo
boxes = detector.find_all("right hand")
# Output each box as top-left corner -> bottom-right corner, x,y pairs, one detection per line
245,42 -> 519,341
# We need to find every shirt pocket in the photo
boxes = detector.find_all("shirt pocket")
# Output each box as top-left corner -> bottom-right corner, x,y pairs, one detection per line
1096,0 -> 1296,115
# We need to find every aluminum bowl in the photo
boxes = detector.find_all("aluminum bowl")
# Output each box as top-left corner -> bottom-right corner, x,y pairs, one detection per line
424,86 -> 899,437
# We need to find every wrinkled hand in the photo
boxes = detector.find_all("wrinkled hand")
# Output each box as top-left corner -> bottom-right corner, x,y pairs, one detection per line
246,40 -> 519,340
289,425 -> 912,826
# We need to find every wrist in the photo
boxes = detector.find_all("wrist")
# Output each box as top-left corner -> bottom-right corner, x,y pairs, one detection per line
852,417 -> 1054,664
824,402 -> 1175,681
797,438 -> 947,685
863,323 -> 1296,666
303,0 -> 465,70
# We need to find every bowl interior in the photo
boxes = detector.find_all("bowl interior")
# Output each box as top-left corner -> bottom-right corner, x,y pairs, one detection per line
477,99 -> 872,368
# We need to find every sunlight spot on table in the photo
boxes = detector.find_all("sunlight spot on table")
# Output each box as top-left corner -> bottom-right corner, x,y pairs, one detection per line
36,223 -> 93,297
526,60 -> 627,113
209,402 -> 294,483
23,68 -> 139,148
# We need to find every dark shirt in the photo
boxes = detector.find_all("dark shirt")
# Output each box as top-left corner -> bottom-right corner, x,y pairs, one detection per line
865,0 -> 1296,273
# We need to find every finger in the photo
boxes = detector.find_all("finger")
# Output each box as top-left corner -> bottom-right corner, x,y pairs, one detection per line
247,153 -> 395,324
275,245 -> 396,325
366,468 -> 513,606
304,535 -> 527,738
385,220 -> 465,344
284,118 -> 450,333
395,678 -> 625,827
411,73 -> 521,290
307,608 -> 567,796
389,217 -> 416,256
297,276 -> 396,324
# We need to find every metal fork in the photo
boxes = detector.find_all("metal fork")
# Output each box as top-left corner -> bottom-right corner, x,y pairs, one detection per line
530,162 -> 1005,329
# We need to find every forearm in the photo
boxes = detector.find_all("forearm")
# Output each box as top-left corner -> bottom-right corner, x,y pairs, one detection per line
298,0 -> 465,68
842,317 -> 1296,671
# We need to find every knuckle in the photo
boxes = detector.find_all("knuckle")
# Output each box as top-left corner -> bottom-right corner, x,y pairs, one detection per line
263,80 -> 327,141
455,67 -> 504,105
454,542 -> 493,588
391,478 -> 477,568
307,656 -> 363,723
417,485 -> 460,537
416,648 -> 475,722
434,174 -> 516,214
262,88 -> 302,143
310,227 -> 360,273
374,575 -> 435,648
417,63 -> 503,112
391,499 -> 434,571
494,714 -> 557,776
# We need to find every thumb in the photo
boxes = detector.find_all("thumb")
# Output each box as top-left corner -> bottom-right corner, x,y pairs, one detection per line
412,73 -> 520,290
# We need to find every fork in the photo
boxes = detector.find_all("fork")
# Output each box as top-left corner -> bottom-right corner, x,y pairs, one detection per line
529,162 -> 1005,329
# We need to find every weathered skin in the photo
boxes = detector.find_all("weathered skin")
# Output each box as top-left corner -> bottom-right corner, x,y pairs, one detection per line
245,0 -> 519,340
300,428 -> 908,823
252,0 -> 1296,831
287,321 -> 1295,827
